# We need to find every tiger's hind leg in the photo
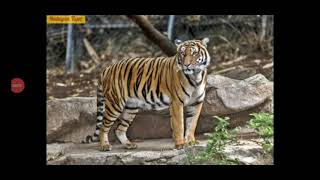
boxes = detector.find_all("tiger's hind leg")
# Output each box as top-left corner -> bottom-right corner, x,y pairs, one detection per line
115,107 -> 139,149
99,100 -> 124,151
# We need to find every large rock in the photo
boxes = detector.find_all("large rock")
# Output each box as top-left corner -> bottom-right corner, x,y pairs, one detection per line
47,97 -> 97,143
47,137 -> 272,165
203,73 -> 273,114
47,74 -> 273,143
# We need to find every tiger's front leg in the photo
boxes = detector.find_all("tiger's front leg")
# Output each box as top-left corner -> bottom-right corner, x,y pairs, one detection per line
169,100 -> 185,149
184,101 -> 203,146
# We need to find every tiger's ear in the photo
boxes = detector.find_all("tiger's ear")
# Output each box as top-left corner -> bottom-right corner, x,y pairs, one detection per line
201,37 -> 209,47
175,39 -> 182,46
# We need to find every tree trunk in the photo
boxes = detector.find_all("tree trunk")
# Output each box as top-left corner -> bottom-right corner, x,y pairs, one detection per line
127,15 -> 177,56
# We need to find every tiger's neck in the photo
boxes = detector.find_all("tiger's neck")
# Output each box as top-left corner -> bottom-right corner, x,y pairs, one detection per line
184,69 -> 207,86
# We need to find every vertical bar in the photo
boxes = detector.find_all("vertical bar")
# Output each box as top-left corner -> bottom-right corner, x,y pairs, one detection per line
72,25 -> 80,72
260,15 -> 267,42
74,25 -> 82,72
65,24 -> 74,73
167,15 -> 175,40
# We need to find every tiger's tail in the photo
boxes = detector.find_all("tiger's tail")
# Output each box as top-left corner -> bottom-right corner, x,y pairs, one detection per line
82,79 -> 104,143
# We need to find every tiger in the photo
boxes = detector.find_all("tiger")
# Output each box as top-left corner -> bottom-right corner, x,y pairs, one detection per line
85,38 -> 211,151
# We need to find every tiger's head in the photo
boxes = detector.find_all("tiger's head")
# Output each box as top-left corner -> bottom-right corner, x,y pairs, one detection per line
175,38 -> 210,75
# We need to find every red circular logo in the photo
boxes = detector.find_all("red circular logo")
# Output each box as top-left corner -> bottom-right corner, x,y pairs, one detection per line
11,78 -> 25,93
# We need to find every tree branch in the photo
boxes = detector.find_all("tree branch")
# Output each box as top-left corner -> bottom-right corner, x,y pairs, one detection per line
127,15 -> 177,56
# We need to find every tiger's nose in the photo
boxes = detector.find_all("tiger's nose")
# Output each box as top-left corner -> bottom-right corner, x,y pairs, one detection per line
185,64 -> 192,69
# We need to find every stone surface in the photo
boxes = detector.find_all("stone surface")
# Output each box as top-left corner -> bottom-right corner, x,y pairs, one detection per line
47,74 -> 273,143
47,137 -> 272,165
223,140 -> 271,165
47,143 -> 76,161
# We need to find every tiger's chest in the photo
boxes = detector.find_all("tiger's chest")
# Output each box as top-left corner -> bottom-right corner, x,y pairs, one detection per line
185,82 -> 206,105
179,70 -> 206,105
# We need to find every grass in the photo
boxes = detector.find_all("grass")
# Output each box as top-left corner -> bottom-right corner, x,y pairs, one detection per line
187,116 -> 240,165
187,112 -> 274,165
248,113 -> 274,155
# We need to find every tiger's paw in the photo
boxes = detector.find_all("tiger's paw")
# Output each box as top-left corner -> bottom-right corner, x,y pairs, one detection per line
185,135 -> 199,146
125,142 -> 138,149
174,143 -> 185,150
100,144 -> 112,151
186,140 -> 200,146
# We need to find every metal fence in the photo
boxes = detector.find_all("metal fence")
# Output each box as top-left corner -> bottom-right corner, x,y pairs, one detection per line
46,15 -> 274,72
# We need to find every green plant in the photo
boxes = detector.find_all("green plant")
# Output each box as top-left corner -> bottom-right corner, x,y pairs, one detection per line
187,116 -> 240,165
248,113 -> 274,154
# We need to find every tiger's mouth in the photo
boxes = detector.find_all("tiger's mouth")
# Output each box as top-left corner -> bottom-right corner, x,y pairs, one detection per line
183,68 -> 202,75
183,69 -> 194,74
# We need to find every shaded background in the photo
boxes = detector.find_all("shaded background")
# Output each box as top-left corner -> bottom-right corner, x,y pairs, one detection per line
46,15 -> 273,99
